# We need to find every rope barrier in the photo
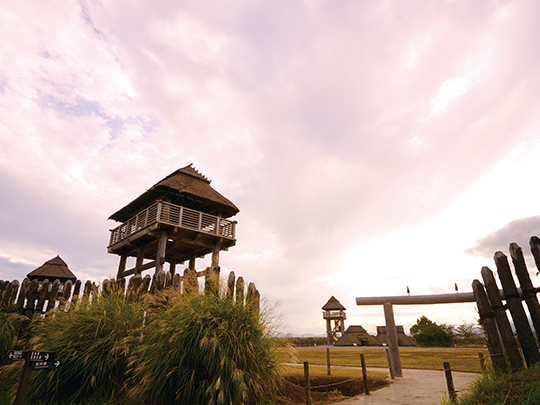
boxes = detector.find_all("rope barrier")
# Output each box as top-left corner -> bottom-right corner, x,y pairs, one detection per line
309,375 -> 364,389
449,352 -> 502,371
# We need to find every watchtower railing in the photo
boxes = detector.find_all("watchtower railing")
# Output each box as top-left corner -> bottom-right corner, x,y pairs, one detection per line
109,201 -> 236,247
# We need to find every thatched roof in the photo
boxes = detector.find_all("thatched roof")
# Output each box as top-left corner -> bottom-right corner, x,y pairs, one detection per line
322,296 -> 346,311
375,326 -> 417,347
109,164 -> 239,222
27,256 -> 77,283
335,325 -> 380,346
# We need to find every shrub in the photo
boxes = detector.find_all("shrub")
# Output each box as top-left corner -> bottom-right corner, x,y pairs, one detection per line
128,289 -> 281,404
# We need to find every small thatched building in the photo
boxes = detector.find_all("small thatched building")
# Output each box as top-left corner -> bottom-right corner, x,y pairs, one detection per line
27,255 -> 77,283
375,326 -> 417,346
335,325 -> 380,346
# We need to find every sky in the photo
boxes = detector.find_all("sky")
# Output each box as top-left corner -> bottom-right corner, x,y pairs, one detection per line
2,0 -> 540,336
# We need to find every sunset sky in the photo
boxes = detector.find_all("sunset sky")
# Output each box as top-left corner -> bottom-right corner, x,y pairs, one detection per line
2,0 -> 540,335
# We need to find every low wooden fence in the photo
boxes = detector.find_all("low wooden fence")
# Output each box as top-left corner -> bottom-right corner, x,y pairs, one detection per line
0,267 -> 260,317
472,236 -> 540,372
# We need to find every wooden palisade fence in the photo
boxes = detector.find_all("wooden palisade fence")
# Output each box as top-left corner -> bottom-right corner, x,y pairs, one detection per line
472,236 -> 540,372
0,267 -> 260,317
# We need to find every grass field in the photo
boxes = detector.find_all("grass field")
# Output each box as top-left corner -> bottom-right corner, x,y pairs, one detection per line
277,347 -> 489,373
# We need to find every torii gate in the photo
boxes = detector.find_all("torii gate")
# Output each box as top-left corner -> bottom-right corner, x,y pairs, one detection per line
355,292 -> 475,377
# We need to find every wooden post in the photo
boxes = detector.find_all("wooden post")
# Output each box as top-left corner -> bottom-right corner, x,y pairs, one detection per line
443,362 -> 457,402
212,239 -> 221,268
303,361 -> 312,405
494,251 -> 540,367
14,356 -> 33,405
155,229 -> 168,274
383,302 -> 402,377
227,271 -> 235,300
529,236 -> 540,273
361,353 -> 370,395
509,243 -> 540,340
481,266 -> 524,371
169,261 -> 176,277
135,246 -> 145,275
235,276 -> 244,304
189,257 -> 196,271
326,348 -> 331,376
385,348 -> 395,379
478,352 -> 485,372
116,254 -> 127,279
472,280 -> 507,372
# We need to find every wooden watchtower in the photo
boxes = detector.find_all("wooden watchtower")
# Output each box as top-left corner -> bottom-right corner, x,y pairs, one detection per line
108,164 -> 239,280
322,296 -> 346,345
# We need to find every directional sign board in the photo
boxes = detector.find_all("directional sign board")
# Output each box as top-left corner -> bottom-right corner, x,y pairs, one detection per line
28,351 -> 55,362
8,350 -> 56,362
8,350 -> 25,361
32,360 -> 61,370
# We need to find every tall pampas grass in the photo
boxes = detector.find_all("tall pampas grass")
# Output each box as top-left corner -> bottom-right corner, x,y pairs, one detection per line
127,288 -> 281,404
25,289 -> 145,404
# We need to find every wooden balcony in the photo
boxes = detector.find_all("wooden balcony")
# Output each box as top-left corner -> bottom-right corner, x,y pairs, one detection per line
108,201 -> 237,259
323,310 -> 346,320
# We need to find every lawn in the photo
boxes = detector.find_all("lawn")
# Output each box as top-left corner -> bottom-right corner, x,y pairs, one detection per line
277,347 -> 489,373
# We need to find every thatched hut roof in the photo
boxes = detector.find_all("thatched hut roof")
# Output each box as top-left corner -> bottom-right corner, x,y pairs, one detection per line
322,296 -> 346,311
27,256 -> 77,283
335,325 -> 380,346
109,164 -> 239,222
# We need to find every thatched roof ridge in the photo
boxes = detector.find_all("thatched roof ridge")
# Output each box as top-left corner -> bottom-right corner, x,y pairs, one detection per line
27,256 -> 77,282
109,164 -> 239,222
322,296 -> 346,311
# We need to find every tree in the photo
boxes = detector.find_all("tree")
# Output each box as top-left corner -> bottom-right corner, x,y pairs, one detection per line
410,316 -> 454,347
454,322 -> 484,347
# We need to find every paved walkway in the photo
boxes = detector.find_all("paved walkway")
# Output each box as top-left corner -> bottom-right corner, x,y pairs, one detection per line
338,368 -> 477,405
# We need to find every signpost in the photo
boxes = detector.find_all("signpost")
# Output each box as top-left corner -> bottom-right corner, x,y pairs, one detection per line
8,350 -> 59,405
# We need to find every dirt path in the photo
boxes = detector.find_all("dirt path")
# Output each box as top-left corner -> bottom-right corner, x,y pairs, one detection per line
338,368 -> 477,405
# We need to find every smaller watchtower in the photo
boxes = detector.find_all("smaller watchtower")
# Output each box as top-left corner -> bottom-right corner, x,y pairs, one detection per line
322,296 -> 346,345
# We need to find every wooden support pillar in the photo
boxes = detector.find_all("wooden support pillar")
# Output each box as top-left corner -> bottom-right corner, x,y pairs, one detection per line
383,302 -> 402,377
135,246 -> 145,275
212,239 -> 221,268
155,229 -> 168,274
189,257 -> 196,271
116,254 -> 127,280
326,319 -> 332,346
169,261 -> 176,277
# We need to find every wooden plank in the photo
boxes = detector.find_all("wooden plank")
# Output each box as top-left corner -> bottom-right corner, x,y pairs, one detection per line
123,260 -> 157,277
236,276 -> 244,305
155,230 -> 168,273
35,280 -> 50,313
481,266 -> 523,371
71,280 -> 82,306
227,271 -> 235,300
494,251 -> 540,367
509,243 -> 540,340
472,279 -> 507,372
15,279 -> 29,311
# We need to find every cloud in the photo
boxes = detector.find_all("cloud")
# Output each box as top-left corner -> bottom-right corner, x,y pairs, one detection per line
465,216 -> 540,260
2,1 -> 540,334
